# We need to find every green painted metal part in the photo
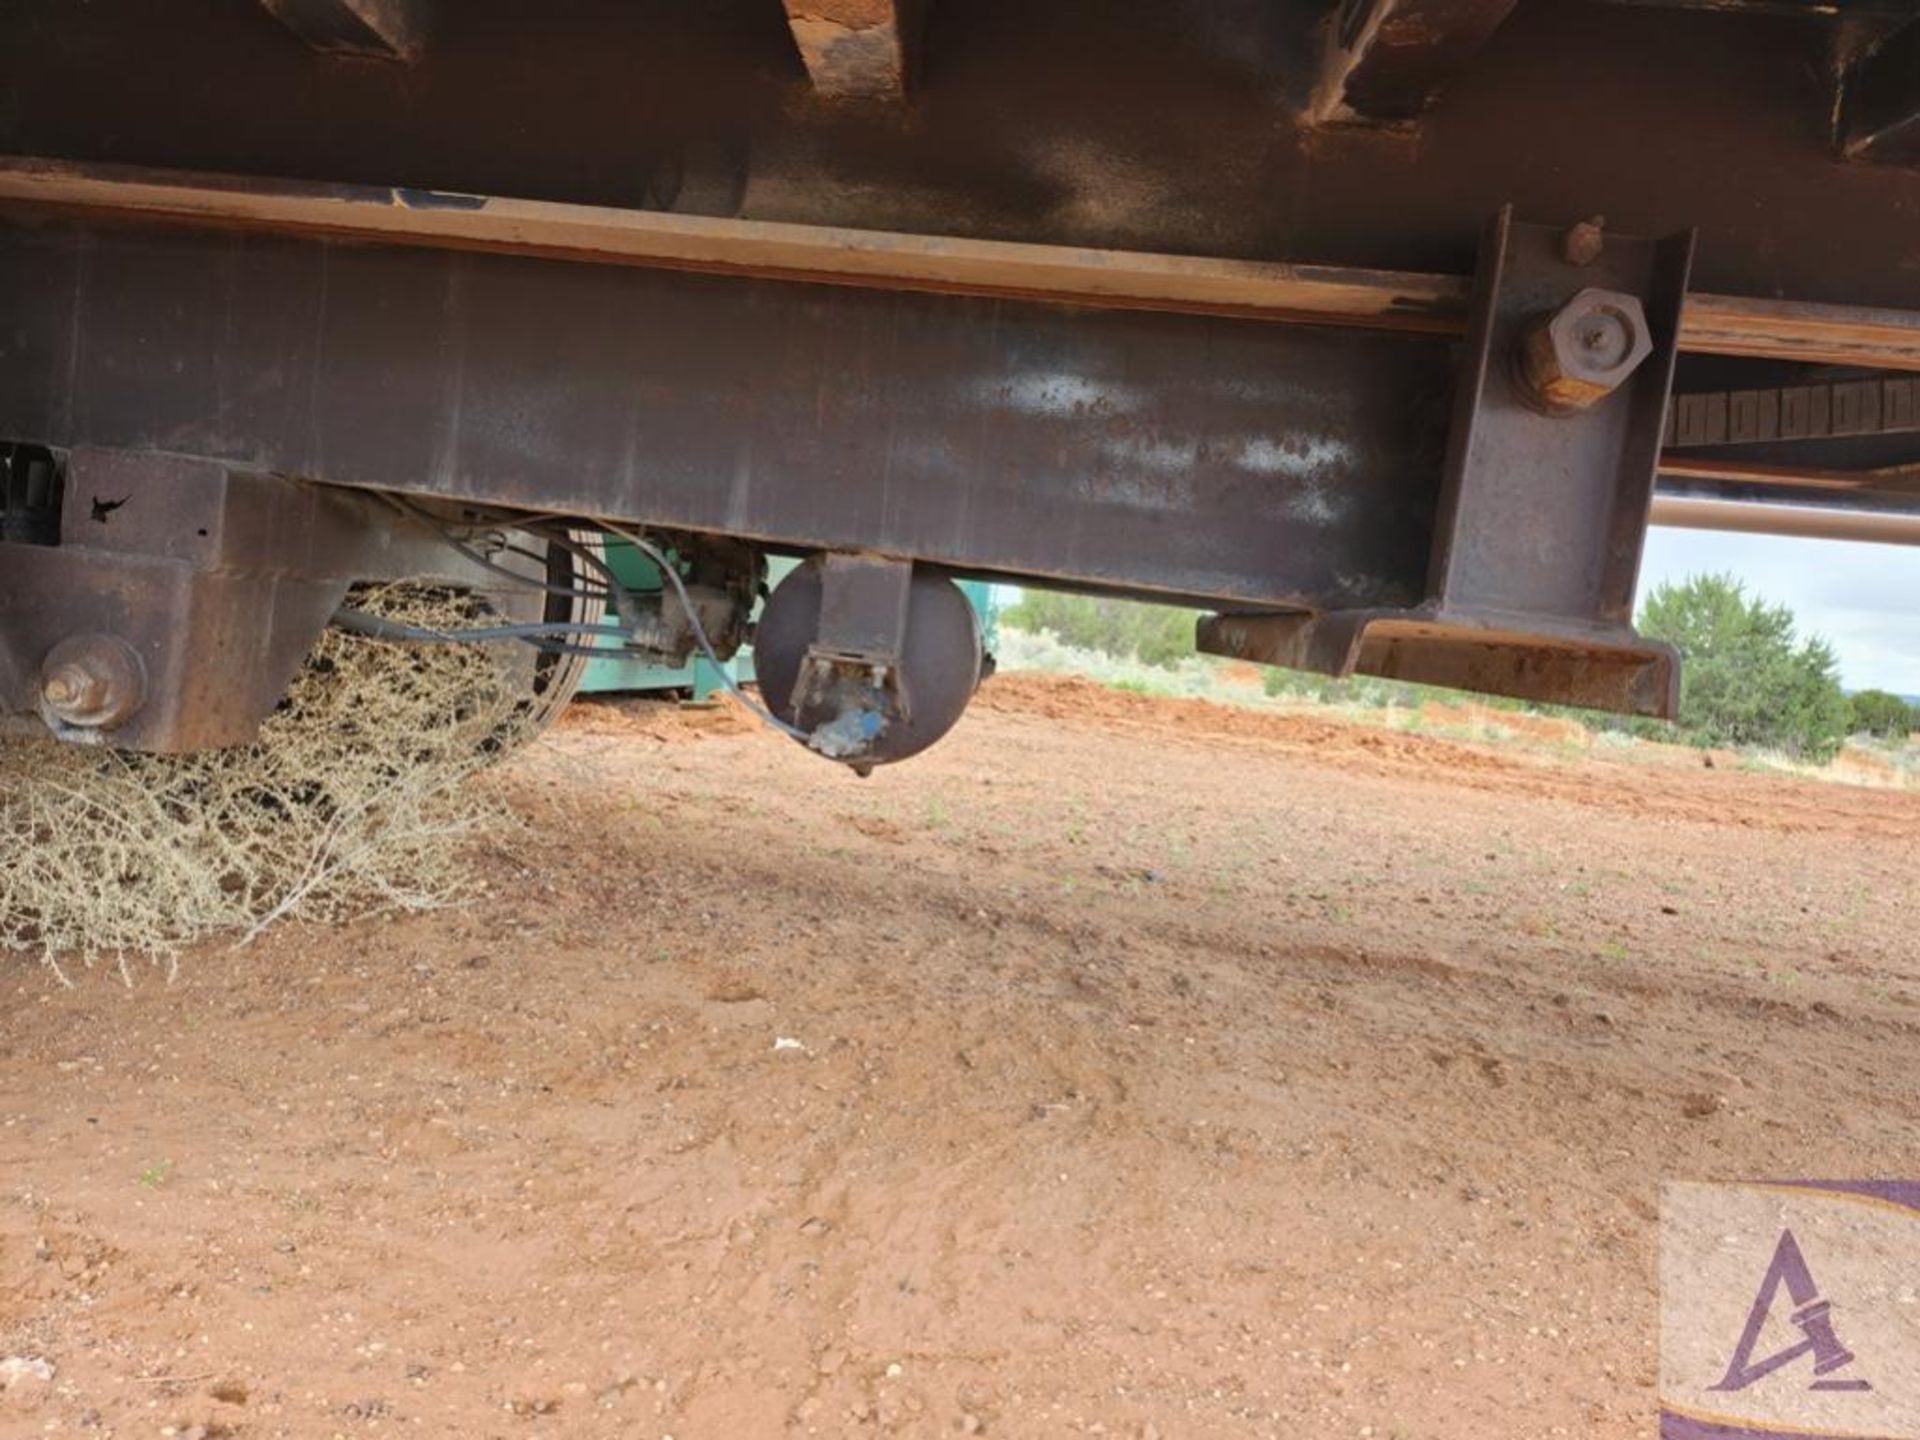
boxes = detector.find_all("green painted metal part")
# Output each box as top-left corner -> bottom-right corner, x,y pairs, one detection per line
579,547 -> 996,697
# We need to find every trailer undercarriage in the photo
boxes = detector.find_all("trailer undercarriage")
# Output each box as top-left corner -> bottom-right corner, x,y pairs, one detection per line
2,0 -> 1915,767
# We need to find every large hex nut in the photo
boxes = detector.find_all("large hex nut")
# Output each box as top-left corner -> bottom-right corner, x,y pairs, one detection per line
38,633 -> 146,732
1517,288 -> 1653,415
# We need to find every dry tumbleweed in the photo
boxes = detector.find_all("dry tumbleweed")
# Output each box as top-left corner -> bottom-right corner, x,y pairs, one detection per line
0,584 -> 546,981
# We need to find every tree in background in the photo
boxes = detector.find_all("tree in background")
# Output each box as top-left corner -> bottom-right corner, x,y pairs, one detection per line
1848,688 -> 1916,740
1000,590 -> 1198,669
1638,573 -> 1849,761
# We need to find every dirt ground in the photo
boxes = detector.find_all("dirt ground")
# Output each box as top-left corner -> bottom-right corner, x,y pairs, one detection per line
3,674 -> 1918,1439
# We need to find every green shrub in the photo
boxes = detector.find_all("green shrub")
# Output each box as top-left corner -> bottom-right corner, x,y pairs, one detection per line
1638,573 -> 1849,762
1847,688 -> 1915,740
1001,591 -> 1198,669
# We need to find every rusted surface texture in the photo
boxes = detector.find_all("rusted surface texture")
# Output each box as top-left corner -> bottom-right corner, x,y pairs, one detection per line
1679,294 -> 1920,372
0,454 -> 359,752
783,0 -> 920,98
0,219 -> 1452,615
257,0 -> 424,60
1429,211 -> 1693,628
0,449 -> 513,751
1195,210 -> 1693,719
1310,0 -> 1522,124
4,157 -> 1919,374
2,1 -> 1918,310
0,202 -> 1905,727
1197,609 -> 1680,717
1516,288 -> 1654,416
0,156 -> 1470,336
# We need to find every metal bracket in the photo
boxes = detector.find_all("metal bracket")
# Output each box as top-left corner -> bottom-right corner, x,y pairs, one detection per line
789,553 -> 916,763
1201,207 -> 1695,718
0,449 -> 477,751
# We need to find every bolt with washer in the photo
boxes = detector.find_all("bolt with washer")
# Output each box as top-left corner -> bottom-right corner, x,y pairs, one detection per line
1517,287 -> 1653,415
38,634 -> 146,731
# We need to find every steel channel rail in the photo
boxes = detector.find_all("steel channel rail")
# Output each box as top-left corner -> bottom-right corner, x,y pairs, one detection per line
3,156 -> 1920,373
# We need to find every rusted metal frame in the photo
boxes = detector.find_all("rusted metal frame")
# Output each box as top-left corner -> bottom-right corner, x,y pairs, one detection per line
0,450 -> 476,752
1,204 -> 1908,724
1432,212 -> 1694,627
1310,0 -> 1524,125
811,554 -> 914,663
1679,295 -> 1920,372
1659,449 -> 1920,493
1201,210 -> 1695,718
3,157 -> 1920,372
1658,456 -> 1876,491
256,0 -> 423,61
1839,12 -> 1920,163
0,216 -> 1455,617
10,0 -> 1920,315
1199,610 -> 1678,715
0,157 -> 1462,335
781,1 -> 922,100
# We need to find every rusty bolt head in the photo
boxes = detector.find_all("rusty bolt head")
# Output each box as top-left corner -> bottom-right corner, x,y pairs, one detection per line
38,634 -> 145,731
1517,288 -> 1653,415
1561,215 -> 1606,266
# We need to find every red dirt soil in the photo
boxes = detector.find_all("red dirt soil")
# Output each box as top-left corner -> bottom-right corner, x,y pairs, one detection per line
3,673 -> 1917,1438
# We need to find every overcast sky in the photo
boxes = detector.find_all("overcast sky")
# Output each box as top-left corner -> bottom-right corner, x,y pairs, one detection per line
1639,527 -> 1920,697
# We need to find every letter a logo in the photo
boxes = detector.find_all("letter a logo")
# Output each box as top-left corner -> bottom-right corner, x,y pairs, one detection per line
1711,1228 -> 1872,1394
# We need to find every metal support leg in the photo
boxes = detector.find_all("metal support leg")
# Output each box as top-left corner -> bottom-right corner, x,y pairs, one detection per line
1201,208 -> 1696,717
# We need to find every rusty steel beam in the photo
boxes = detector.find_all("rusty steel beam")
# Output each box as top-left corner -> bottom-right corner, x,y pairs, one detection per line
256,0 -> 423,61
0,215 -> 1455,614
782,1 -> 921,100
1310,0 -> 1524,125
1840,14 -> 1920,163
1657,456 -> 1878,492
1199,610 -> 1680,716
1428,210 -> 1693,631
1678,295 -> 1920,373
3,192 -> 1913,727
2,158 -> 1917,373
0,157 -> 1465,335
9,0 -> 1920,315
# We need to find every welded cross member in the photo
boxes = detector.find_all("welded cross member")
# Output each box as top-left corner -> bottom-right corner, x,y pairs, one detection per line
1201,208 -> 1695,718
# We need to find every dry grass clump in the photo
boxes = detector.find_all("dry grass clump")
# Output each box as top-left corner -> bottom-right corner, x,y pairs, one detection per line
0,584 -> 539,982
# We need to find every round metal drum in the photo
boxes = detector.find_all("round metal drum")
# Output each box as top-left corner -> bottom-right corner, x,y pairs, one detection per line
754,558 -> 984,767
